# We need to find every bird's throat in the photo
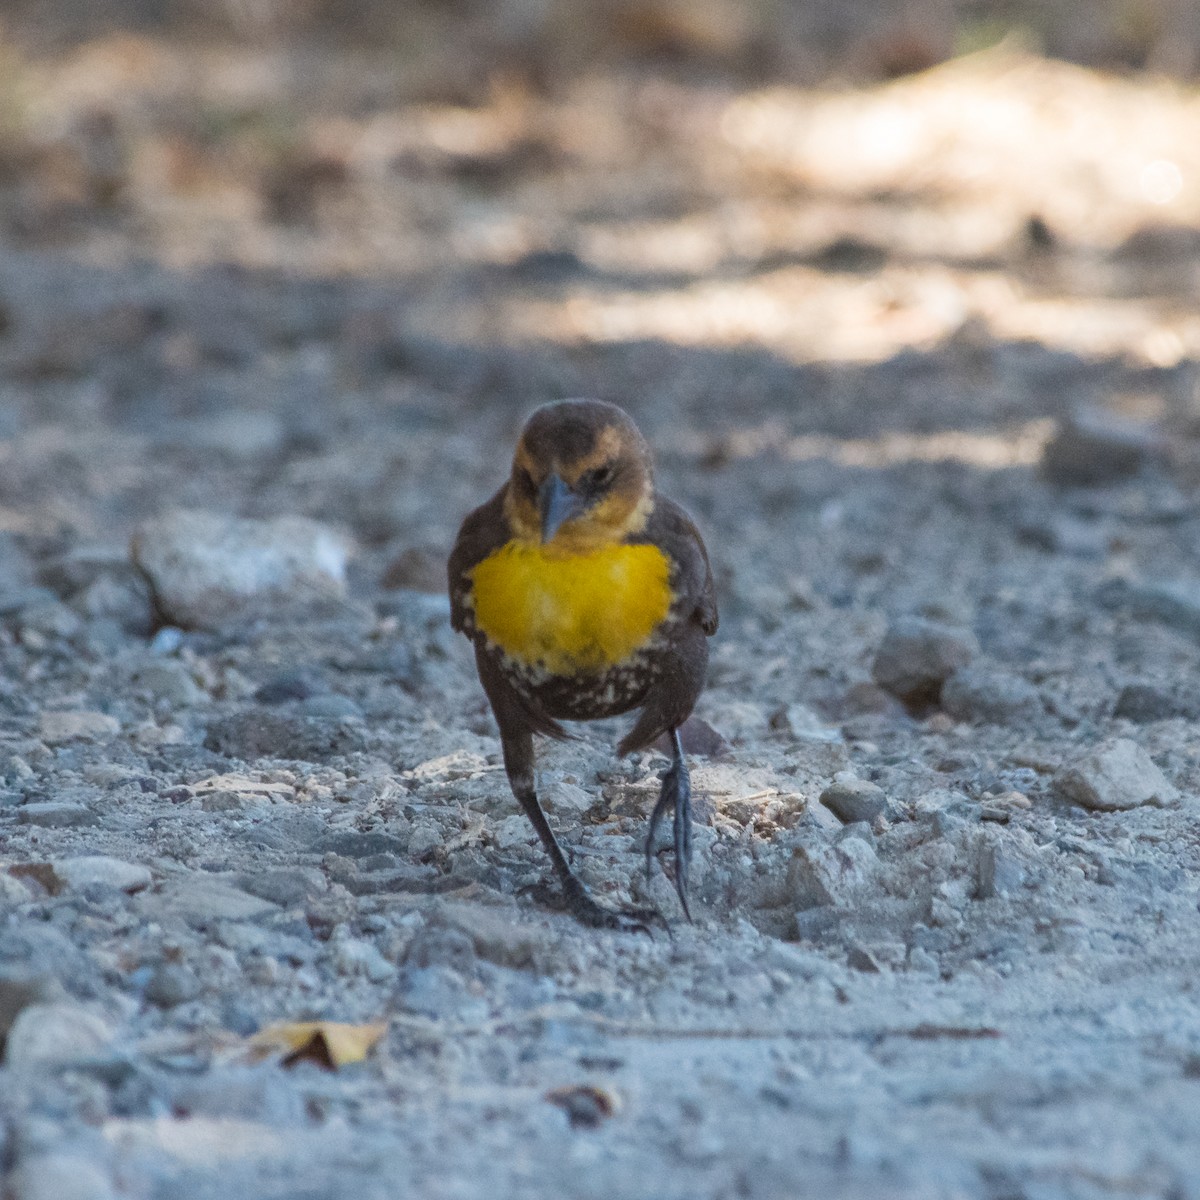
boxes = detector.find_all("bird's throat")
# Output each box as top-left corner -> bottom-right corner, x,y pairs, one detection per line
470,539 -> 672,673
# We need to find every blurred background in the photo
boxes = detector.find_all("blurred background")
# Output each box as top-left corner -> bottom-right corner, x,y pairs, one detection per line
1,0 -> 1200,555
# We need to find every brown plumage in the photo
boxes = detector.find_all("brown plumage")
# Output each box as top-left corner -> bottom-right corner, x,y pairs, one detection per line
448,399 -> 717,928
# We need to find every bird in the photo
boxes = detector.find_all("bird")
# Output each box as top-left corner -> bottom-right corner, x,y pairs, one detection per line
448,399 -> 718,930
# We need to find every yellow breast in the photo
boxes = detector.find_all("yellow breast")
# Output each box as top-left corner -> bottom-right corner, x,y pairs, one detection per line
469,540 -> 672,674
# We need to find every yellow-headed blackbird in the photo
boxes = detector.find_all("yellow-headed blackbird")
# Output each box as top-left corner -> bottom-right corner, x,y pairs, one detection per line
448,399 -> 718,929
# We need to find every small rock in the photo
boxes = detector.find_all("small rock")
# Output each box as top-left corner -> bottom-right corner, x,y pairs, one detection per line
315,831 -> 409,858
541,781 -> 593,816
769,704 -> 842,743
52,857 -> 152,894
1040,407 -> 1161,486
4,1002 -> 114,1069
169,1066 -> 305,1123
1055,737 -> 1179,811
235,867 -> 327,907
439,902 -> 549,970
144,963 -> 202,1008
941,668 -> 1042,724
787,839 -> 878,911
131,509 -> 353,630
131,660 -> 205,707
846,945 -> 884,973
145,876 -> 281,925
976,839 -> 1026,899
17,802 -> 98,828
253,669 -> 327,704
675,716 -> 732,758
871,617 -> 977,708
1097,577 -> 1200,641
7,1155 -> 116,1200
38,710 -> 120,743
1114,682 -> 1200,723
819,778 -> 889,825
204,710 -> 365,761
329,934 -> 396,983
0,968 -> 60,1039
398,964 -> 488,1022
915,789 -> 981,836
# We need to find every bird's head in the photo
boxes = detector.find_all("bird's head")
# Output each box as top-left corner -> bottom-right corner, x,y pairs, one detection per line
505,399 -> 654,551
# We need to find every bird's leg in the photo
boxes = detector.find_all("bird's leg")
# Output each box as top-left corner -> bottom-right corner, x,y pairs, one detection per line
645,728 -> 693,921
502,732 -> 660,933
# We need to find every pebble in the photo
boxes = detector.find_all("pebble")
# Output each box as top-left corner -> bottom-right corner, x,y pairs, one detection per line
329,933 -> 396,982
144,963 -> 203,1008
38,710 -> 121,744
819,777 -> 889,824
940,668 -> 1043,724
1040,406 -> 1161,486
1097,577 -> 1200,641
130,660 -> 205,707
0,967 -> 60,1038
6,1155 -> 116,1200
51,856 -> 152,894
17,801 -> 98,828
1055,737 -> 1180,811
398,964 -> 488,1022
976,839 -> 1027,899
130,509 -> 353,630
541,781 -> 594,816
1113,683 -> 1200,723
145,876 -> 282,925
234,867 -> 327,907
253,669 -> 327,704
871,617 -> 978,707
439,902 -> 551,971
4,1002 -> 115,1069
204,710 -> 366,761
786,839 -> 878,911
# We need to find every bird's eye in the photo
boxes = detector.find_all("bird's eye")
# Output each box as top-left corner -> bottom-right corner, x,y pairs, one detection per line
515,467 -> 537,495
586,464 -> 615,489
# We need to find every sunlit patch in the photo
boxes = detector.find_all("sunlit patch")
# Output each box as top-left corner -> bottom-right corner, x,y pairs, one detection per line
677,419 -> 1054,470
1139,159 -> 1183,206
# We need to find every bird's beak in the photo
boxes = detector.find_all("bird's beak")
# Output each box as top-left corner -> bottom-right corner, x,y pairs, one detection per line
538,472 -> 585,543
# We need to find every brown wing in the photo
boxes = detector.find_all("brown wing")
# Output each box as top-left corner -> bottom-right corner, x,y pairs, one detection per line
447,484 -> 510,636
636,495 -> 718,637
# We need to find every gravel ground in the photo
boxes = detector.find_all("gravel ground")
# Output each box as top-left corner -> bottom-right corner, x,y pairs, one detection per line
3,26 -> 1200,1200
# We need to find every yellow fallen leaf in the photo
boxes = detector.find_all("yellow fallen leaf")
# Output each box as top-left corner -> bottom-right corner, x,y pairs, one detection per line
247,1021 -> 387,1069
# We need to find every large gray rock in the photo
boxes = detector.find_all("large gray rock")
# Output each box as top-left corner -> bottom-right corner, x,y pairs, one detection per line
871,617 -> 978,707
1055,738 -> 1179,811
131,509 -> 353,630
4,1002 -> 114,1069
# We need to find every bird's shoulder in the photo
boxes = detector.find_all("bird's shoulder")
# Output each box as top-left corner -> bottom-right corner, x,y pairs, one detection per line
448,484 -> 511,633
634,495 -> 718,636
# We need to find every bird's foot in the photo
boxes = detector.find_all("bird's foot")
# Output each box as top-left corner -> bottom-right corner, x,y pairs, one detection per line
562,875 -> 663,935
645,756 -> 693,921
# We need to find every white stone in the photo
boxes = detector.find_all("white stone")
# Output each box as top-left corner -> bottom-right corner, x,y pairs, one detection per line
1055,737 -> 1180,811
38,710 -> 120,743
52,856 -> 152,893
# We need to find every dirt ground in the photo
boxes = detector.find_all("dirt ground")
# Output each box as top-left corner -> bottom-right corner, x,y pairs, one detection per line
3,9 -> 1200,1199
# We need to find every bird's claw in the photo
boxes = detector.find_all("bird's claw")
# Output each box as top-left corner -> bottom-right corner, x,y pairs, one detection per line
562,876 -> 663,935
645,756 -> 693,921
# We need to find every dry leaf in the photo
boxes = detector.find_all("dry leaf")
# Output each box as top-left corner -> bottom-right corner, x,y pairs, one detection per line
248,1020 -> 387,1070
